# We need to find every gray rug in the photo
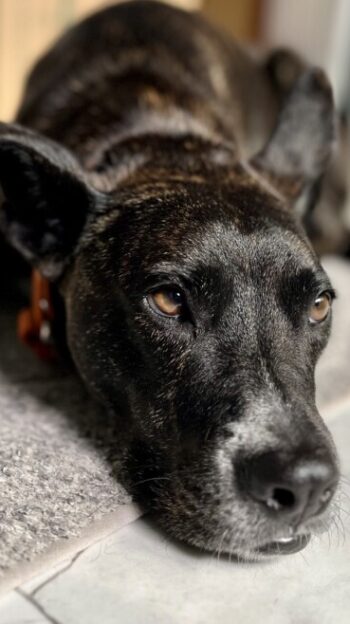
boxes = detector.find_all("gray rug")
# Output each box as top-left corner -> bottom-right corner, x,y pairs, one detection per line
0,256 -> 349,582
0,306 -> 134,576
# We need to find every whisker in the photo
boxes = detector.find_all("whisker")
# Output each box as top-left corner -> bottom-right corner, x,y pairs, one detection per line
216,529 -> 228,562
132,476 -> 172,487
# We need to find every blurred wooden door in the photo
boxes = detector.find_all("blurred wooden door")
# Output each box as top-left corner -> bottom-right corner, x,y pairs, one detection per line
203,0 -> 261,41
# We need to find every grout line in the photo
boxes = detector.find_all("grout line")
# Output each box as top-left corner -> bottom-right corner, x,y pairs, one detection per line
16,588 -> 62,624
29,549 -> 85,599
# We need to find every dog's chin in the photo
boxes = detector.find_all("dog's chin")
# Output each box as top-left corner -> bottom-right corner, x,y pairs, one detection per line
216,511 -> 333,561
171,527 -> 313,562
235,513 -> 333,560
244,533 -> 311,560
207,530 -> 313,562
156,500 -> 333,561
216,512 -> 332,561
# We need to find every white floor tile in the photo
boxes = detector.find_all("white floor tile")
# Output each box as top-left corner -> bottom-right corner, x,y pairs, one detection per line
29,512 -> 350,624
0,591 -> 49,623
21,557 -> 73,595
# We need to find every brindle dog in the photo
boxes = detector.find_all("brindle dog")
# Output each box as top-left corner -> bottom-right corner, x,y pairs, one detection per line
0,1 -> 341,558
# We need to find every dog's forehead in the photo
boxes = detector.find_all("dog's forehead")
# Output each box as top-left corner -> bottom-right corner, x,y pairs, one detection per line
128,195 -> 316,275
146,217 -> 321,296
93,182 -> 320,286
177,217 -> 312,266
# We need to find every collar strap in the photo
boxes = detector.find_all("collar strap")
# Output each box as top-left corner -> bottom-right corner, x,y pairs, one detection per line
17,270 -> 58,361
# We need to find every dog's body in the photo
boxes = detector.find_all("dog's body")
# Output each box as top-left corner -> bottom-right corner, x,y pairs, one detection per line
0,1 -> 342,558
16,2 -> 278,166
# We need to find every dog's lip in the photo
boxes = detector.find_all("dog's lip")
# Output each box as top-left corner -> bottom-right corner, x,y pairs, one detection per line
255,533 -> 311,555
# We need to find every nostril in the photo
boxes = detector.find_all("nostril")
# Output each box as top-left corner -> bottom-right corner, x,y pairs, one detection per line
264,480 -> 336,518
270,487 -> 295,510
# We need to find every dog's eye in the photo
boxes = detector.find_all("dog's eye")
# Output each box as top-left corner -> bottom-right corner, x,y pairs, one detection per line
309,292 -> 332,324
147,288 -> 185,318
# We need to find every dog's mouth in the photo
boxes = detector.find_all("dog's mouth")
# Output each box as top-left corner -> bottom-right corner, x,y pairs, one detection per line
255,533 -> 311,556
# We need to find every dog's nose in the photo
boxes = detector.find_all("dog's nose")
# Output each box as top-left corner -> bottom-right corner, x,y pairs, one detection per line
238,451 -> 339,523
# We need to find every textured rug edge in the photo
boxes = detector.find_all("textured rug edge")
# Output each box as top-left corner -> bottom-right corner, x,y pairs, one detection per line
0,503 -> 143,597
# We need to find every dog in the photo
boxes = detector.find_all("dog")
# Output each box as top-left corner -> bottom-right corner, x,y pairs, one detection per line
0,0 -> 341,559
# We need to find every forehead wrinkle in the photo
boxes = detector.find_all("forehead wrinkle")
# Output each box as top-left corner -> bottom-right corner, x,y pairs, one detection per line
145,218 -> 318,298
144,219 -> 250,277
188,219 -> 316,282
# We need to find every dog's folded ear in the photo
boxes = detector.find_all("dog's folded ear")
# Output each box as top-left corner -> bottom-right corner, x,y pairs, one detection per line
0,123 -> 107,279
251,68 -> 335,216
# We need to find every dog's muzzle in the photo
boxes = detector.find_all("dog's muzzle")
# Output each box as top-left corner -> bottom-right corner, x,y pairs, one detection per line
235,447 -> 339,555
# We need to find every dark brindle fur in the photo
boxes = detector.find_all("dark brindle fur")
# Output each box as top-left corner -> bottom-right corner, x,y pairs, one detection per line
0,1 -> 341,558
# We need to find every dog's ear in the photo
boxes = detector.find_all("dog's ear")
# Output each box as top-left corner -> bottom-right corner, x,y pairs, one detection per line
251,69 -> 335,216
0,123 -> 107,279
264,47 -> 306,96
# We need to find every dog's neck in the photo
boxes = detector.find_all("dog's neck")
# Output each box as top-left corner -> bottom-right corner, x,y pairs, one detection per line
80,101 -> 240,193
84,106 -> 226,169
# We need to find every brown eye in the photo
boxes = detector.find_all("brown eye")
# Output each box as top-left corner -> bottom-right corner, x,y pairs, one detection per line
147,288 -> 185,318
309,292 -> 332,324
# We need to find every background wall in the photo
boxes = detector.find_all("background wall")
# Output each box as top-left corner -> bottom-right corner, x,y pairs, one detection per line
261,0 -> 349,109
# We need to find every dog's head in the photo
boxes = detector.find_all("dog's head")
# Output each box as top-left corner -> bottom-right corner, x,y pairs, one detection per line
0,70 -> 340,558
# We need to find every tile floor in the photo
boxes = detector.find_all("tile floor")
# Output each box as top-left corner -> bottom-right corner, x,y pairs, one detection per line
1,399 -> 349,624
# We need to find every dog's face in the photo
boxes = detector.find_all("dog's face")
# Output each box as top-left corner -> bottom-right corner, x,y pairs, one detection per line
62,174 -> 338,557
0,70 -> 340,557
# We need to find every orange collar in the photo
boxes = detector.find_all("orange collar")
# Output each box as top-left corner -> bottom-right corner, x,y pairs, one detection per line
17,270 -> 58,361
